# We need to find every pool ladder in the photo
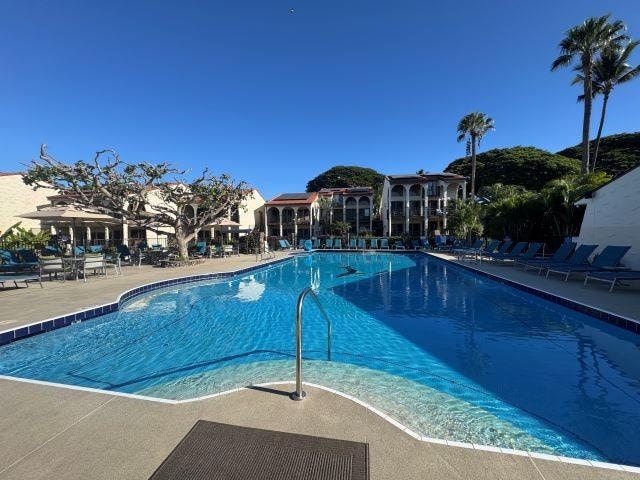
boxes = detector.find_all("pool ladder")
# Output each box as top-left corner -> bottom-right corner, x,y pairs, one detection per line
291,287 -> 331,401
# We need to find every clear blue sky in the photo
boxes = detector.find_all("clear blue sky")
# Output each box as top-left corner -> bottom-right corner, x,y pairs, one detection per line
2,0 -> 639,200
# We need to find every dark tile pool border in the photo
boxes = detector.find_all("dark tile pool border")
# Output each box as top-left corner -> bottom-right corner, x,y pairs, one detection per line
0,257 -> 292,346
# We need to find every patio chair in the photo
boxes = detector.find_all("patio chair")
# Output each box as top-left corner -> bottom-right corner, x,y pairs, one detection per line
517,242 -> 575,272
380,238 -> 390,250
546,245 -> 630,281
434,235 -> 453,251
39,256 -> 71,282
485,241 -> 525,261
283,239 -> 293,249
324,238 -> 334,249
534,243 -> 597,277
369,238 -> 379,249
357,238 -> 366,249
297,239 -> 306,249
334,238 -> 342,249
584,270 -> 640,292
312,239 -> 320,249
88,245 -> 103,254
453,239 -> 483,258
410,239 -> 420,250
80,254 -> 107,281
117,244 -> 134,265
348,238 -> 357,249
74,246 -> 85,256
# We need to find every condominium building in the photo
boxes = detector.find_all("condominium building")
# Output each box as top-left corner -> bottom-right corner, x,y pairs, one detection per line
0,172 -> 56,233
264,192 -> 319,240
316,187 -> 374,235
380,173 -> 466,237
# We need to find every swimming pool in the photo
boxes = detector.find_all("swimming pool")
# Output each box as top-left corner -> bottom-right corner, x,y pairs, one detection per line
1,252 -> 639,465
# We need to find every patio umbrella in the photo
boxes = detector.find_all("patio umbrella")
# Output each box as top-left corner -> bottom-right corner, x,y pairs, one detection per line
205,218 -> 241,249
18,205 -> 121,248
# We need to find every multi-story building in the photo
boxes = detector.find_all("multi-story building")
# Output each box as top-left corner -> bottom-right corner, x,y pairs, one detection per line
380,173 -> 466,237
264,192 -> 319,240
316,187 -> 375,235
0,172 -> 56,233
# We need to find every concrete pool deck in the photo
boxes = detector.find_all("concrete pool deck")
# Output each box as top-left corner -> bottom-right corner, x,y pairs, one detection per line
0,251 -> 639,479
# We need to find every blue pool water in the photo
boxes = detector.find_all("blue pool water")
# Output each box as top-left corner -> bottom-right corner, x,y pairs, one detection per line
1,252 -> 639,465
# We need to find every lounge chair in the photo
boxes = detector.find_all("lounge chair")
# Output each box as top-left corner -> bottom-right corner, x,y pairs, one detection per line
0,273 -> 42,289
502,242 -> 544,264
312,239 -> 320,249
357,238 -> 366,249
348,238 -> 357,249
73,246 -> 85,256
535,244 -> 597,278
546,245 -> 630,281
517,242 -> 575,272
410,239 -> 420,250
482,241 -> 512,260
0,249 -> 32,272
192,242 -> 208,257
334,238 -> 342,249
453,239 -> 482,258
15,249 -> 40,271
369,238 -> 379,249
393,241 -> 405,250
297,239 -> 305,249
485,241 -> 525,261
283,239 -> 293,249
434,235 -> 449,250
278,239 -> 291,250
584,270 -> 640,292
380,238 -> 390,250
324,238 -> 334,249
87,245 -> 103,254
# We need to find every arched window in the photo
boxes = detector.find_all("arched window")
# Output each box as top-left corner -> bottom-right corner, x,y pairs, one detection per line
391,185 -> 405,198
409,184 -> 421,197
267,207 -> 280,224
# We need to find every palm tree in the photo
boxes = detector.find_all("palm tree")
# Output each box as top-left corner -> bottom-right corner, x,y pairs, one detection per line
573,41 -> 640,170
551,15 -> 628,174
456,112 -> 494,197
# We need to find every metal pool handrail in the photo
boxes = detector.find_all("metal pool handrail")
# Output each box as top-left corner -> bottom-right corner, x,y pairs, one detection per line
291,287 -> 331,401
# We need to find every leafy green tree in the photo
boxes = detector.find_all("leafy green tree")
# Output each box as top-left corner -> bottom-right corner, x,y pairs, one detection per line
573,41 -> 640,170
329,221 -> 351,238
316,196 -> 333,234
0,222 -> 50,250
306,166 -> 384,195
447,200 -> 483,240
551,14 -> 628,173
23,145 -> 249,259
456,112 -> 495,196
557,132 -> 640,177
445,147 -> 580,192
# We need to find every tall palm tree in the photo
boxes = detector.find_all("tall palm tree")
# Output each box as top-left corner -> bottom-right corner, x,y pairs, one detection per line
551,15 -> 628,174
456,112 -> 494,197
573,41 -> 640,170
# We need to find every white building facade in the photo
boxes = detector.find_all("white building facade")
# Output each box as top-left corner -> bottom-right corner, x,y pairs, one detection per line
575,166 -> 640,270
380,173 -> 466,237
0,173 -> 56,233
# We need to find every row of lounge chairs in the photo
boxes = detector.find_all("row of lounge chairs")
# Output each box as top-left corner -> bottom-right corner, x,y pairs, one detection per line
453,240 -> 637,292
290,238 -> 412,250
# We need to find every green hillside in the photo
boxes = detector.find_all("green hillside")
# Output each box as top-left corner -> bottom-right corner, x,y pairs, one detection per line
444,147 -> 580,192
556,132 -> 640,178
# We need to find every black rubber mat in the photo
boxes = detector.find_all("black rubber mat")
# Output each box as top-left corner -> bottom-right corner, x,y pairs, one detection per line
149,420 -> 369,480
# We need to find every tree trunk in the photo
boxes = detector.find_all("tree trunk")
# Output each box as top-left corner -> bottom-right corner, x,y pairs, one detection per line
470,136 -> 477,197
174,223 -> 193,259
581,61 -> 593,174
592,91 -> 609,172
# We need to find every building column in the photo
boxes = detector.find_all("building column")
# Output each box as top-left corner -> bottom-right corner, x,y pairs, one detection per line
86,226 -> 92,246
122,221 -> 129,246
264,207 -> 269,237
278,207 -> 283,237
355,197 -> 360,234
294,209 -> 298,241
369,197 -> 373,232
404,185 -> 410,234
